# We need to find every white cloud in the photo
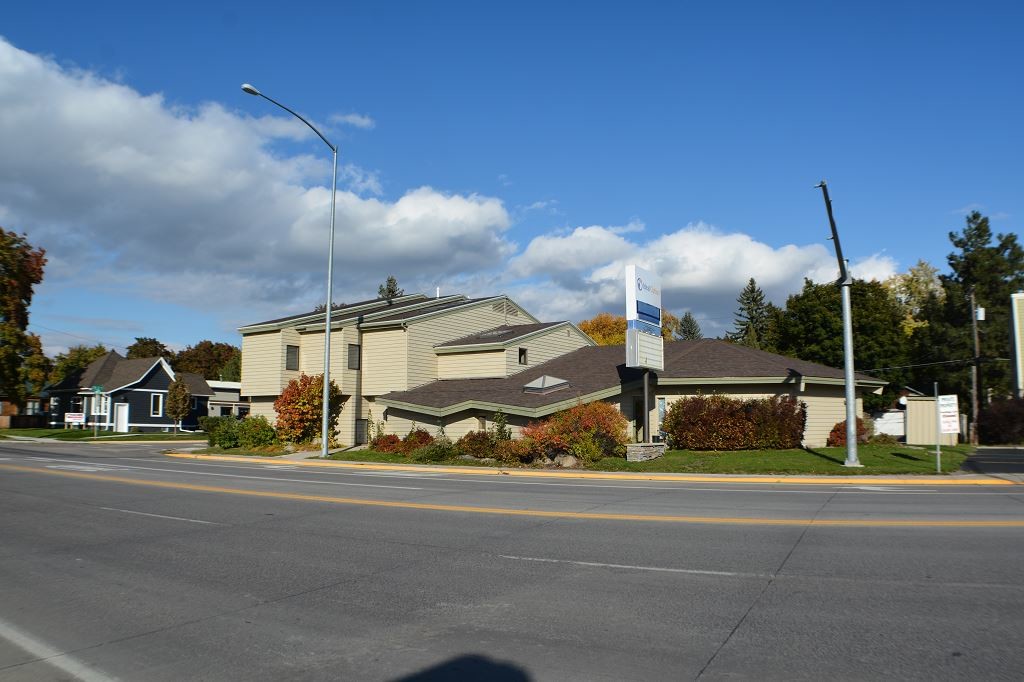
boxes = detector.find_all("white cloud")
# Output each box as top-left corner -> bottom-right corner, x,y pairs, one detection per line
503,221 -> 897,334
0,38 -> 514,318
330,112 -> 375,129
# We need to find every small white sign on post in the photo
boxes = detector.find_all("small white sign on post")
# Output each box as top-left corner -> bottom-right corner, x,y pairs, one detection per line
65,413 -> 85,425
938,395 -> 960,434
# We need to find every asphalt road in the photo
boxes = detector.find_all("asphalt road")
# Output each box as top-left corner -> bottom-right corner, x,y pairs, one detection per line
962,446 -> 1024,475
2,441 -> 1023,681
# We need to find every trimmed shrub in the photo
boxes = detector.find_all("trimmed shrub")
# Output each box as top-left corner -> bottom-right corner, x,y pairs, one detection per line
237,415 -> 277,449
399,428 -> 434,454
978,399 -> 1024,444
522,401 -> 628,464
662,394 -> 806,450
410,437 -> 457,463
456,430 -> 495,459
273,373 -> 342,445
370,433 -> 402,453
826,417 -> 870,447
198,415 -> 240,448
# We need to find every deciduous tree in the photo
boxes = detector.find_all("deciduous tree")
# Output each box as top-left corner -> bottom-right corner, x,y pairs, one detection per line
273,373 -> 343,446
579,311 -> 681,345
165,377 -> 191,434
126,337 -> 170,359
173,340 -> 240,380
0,229 -> 47,408
49,344 -> 108,385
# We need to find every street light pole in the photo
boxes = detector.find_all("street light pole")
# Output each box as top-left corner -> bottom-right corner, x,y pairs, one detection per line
816,180 -> 861,467
242,83 -> 338,459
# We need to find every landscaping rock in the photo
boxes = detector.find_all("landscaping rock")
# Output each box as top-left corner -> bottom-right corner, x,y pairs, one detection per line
554,454 -> 579,468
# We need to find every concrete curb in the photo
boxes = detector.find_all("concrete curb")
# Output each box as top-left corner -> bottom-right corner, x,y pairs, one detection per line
163,452 -> 1020,486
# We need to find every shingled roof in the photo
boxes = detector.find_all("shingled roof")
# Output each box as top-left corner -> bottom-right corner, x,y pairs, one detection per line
47,351 -> 213,396
378,339 -> 885,417
436,322 -> 567,349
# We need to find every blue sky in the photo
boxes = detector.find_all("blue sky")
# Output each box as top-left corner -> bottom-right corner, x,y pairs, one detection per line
2,1 -> 1021,355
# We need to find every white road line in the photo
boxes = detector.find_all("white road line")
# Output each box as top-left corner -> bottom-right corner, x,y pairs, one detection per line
21,457 -> 425,491
100,507 -> 220,525
0,615 -> 117,682
500,554 -> 768,578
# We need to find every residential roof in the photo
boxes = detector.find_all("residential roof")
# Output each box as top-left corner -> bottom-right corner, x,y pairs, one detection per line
47,352 -> 213,396
435,322 -> 565,348
359,296 -> 508,326
378,339 -> 886,417
239,294 -> 431,330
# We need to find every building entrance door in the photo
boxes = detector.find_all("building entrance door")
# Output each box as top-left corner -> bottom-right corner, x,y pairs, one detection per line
114,403 -> 129,432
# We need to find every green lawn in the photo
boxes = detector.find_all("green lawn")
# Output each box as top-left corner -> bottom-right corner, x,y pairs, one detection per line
326,444 -> 971,475
0,428 -> 206,442
588,444 -> 973,475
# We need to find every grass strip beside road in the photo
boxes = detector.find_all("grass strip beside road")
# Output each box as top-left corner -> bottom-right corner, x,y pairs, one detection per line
322,443 -> 970,475
0,428 -> 206,442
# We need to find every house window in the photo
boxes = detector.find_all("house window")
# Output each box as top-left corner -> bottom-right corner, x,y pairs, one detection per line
69,397 -> 83,412
347,344 -> 361,370
151,393 -> 163,417
657,398 -> 667,437
25,400 -> 41,416
285,345 -> 299,371
518,348 -> 528,365
191,397 -> 199,410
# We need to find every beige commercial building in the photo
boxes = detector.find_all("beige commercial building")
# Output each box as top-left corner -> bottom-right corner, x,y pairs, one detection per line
240,292 -> 885,448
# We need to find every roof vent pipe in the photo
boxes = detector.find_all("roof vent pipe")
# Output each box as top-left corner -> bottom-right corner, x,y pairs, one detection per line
436,286 -> 440,299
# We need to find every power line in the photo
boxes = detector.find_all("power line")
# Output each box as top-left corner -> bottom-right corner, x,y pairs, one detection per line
858,358 -> 1009,373
28,324 -> 128,353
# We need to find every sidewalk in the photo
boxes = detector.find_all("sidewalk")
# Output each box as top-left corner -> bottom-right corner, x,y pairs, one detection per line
164,451 -> 1022,486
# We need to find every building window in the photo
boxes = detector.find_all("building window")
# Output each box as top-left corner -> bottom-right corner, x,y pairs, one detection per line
518,348 -> 528,365
347,344 -> 361,370
92,395 -> 110,415
25,400 -> 41,416
285,345 -> 299,371
151,393 -> 163,417
191,397 -> 199,410
69,397 -> 83,412
238,406 -> 250,418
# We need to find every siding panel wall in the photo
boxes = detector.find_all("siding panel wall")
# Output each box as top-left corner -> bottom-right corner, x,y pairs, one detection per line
241,332 -> 282,396
362,328 -> 408,395
504,326 -> 592,376
437,351 -> 506,379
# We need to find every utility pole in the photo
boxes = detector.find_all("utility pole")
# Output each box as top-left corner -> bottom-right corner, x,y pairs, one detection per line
970,288 -> 980,445
816,181 -> 861,467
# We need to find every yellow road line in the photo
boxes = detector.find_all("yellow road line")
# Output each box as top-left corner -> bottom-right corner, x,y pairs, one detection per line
4,463 -> 1024,528
164,452 -> 1019,486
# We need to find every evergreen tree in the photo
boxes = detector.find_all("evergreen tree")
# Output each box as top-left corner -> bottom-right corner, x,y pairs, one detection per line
0,229 -> 47,408
378,275 -> 404,300
909,211 -> 1024,411
677,312 -> 703,340
729,278 -> 776,350
165,377 -> 192,434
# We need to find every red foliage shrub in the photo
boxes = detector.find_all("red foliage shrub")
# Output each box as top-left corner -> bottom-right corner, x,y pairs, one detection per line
273,373 -> 342,445
456,430 -> 494,458
493,438 -> 538,465
522,401 -> 628,463
399,428 -> 434,454
662,394 -> 806,450
370,433 -> 402,452
826,417 -> 870,447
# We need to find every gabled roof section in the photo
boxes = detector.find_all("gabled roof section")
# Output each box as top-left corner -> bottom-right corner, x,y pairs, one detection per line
435,321 -> 588,352
238,294 -> 430,333
378,340 -> 887,419
359,295 -> 539,328
179,372 -> 214,396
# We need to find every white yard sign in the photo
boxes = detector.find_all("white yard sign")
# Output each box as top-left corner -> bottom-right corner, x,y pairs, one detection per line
938,394 -> 960,434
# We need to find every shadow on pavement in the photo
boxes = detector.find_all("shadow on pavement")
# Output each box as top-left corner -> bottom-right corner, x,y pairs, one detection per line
393,654 -> 530,682
960,448 -> 1024,474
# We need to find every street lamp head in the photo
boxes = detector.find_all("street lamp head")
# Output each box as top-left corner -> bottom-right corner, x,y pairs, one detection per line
241,83 -> 261,96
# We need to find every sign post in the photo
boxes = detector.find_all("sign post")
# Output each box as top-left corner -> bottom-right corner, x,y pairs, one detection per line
624,265 -> 665,461
91,385 -> 103,438
934,386 -> 960,474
